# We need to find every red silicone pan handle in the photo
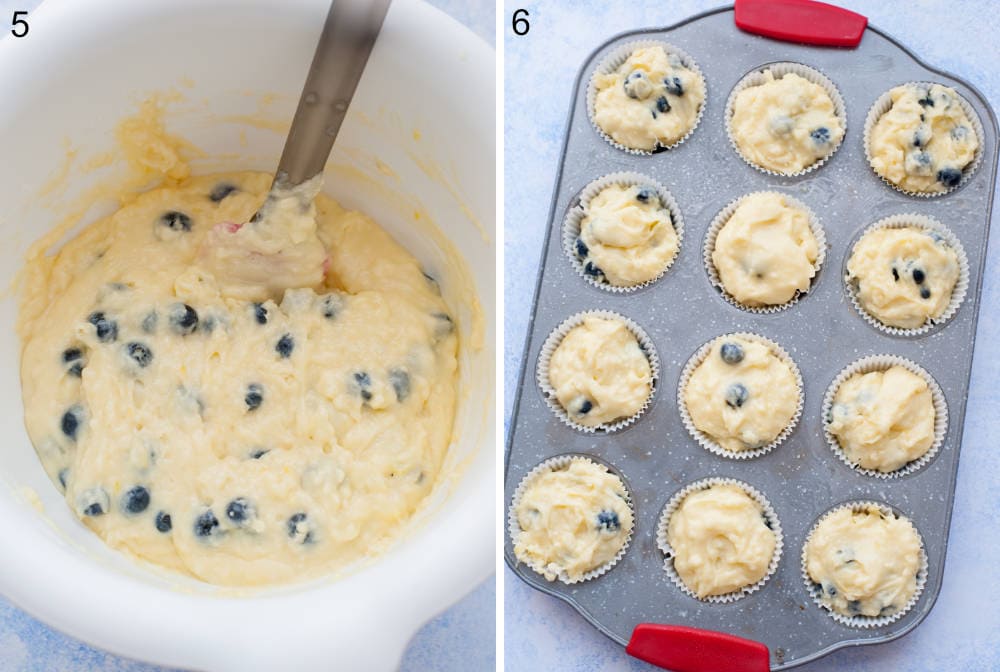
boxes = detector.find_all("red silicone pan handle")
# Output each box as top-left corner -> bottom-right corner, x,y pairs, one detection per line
626,624 -> 770,672
734,0 -> 867,48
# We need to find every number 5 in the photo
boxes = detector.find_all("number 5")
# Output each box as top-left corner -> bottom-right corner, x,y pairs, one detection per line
11,11 -> 29,38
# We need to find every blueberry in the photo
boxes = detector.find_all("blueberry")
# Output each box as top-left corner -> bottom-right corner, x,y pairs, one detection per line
824,582 -> 838,597
913,124 -> 931,148
226,498 -> 255,526
762,514 -> 773,530
354,372 -> 373,401
155,511 -> 172,533
389,369 -> 410,402
937,167 -> 962,188
951,125 -> 970,142
719,342 -> 744,365
209,183 -> 239,203
126,342 -> 153,368
159,211 -> 192,232
122,485 -> 150,514
88,312 -> 118,343
575,237 -> 589,259
917,93 -> 935,108
635,187 -> 652,203
245,383 -> 264,411
61,406 -> 82,440
62,348 -> 82,363
169,303 -> 199,335
663,76 -> 684,96
80,487 -> 109,517
432,313 -> 454,339
250,448 -> 270,459
194,509 -> 220,538
253,303 -> 268,325
63,348 -> 86,377
892,267 -> 900,282
57,468 -> 69,490
921,287 -> 931,300
320,295 -> 341,320
910,151 -> 931,167
725,382 -> 749,409
655,96 -> 671,114
583,261 -> 604,278
596,510 -> 620,532
847,600 -> 863,615
912,268 -> 926,284
142,311 -> 158,333
810,127 -> 831,145
577,398 -> 594,416
622,71 -> 650,99
287,512 -> 314,543
275,333 -> 295,358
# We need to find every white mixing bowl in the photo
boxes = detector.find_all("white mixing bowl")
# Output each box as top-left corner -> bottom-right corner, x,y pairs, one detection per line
0,0 -> 495,669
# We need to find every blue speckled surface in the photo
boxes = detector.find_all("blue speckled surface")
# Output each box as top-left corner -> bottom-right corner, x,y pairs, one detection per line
0,1 -> 494,671
504,1 -> 1000,670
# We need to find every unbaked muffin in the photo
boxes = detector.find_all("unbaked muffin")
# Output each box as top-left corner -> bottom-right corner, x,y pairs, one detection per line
592,45 -> 706,151
682,335 -> 799,453
574,183 -> 679,288
805,505 -> 923,619
547,316 -> 653,427
868,83 -> 979,194
846,225 -> 960,330
665,483 -> 777,598
729,69 -> 844,174
513,457 -> 633,582
828,365 -> 936,473
710,192 -> 819,307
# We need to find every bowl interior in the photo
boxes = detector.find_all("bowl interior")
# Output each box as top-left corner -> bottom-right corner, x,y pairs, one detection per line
0,0 -> 494,669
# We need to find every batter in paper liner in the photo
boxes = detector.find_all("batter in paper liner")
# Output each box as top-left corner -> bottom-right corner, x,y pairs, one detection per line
18,107 -> 459,586
806,506 -> 922,618
593,45 -> 705,151
683,336 -> 798,452
547,316 -> 652,427
828,366 -> 935,473
730,70 -> 843,174
575,184 -> 678,287
711,192 -> 818,307
869,83 -> 978,193
513,459 -> 633,582
666,484 -> 776,598
847,226 -> 959,329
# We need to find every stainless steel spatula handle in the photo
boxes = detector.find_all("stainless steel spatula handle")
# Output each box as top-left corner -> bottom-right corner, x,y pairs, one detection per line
274,0 -> 392,189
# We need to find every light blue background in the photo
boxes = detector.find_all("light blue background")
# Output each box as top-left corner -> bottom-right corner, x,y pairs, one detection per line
0,1 -> 494,671
504,1 -> 1000,670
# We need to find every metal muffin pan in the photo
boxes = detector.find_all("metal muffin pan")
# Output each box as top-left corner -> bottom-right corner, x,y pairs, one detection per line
504,6 -> 998,670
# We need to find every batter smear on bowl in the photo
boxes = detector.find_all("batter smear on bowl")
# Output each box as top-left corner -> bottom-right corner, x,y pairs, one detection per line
17,105 -> 459,586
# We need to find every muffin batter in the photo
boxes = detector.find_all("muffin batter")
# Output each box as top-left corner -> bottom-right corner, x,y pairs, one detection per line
806,506 -> 922,618
847,226 -> 960,329
711,192 -> 819,307
869,83 -> 979,193
684,336 -> 798,453
729,70 -> 844,174
575,184 -> 678,287
513,458 -> 633,582
592,45 -> 706,151
666,484 -> 776,598
548,316 -> 652,427
19,169 -> 459,586
828,366 -> 935,473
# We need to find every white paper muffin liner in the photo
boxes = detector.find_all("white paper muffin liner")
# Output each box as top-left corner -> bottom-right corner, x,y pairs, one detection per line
822,355 -> 948,479
863,81 -> 985,198
844,213 -> 969,337
563,172 -> 685,293
703,191 -> 827,313
724,62 -> 847,177
655,477 -> 783,603
677,332 -> 803,459
537,310 -> 660,434
801,501 -> 928,628
586,40 -> 707,155
508,454 -> 635,585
